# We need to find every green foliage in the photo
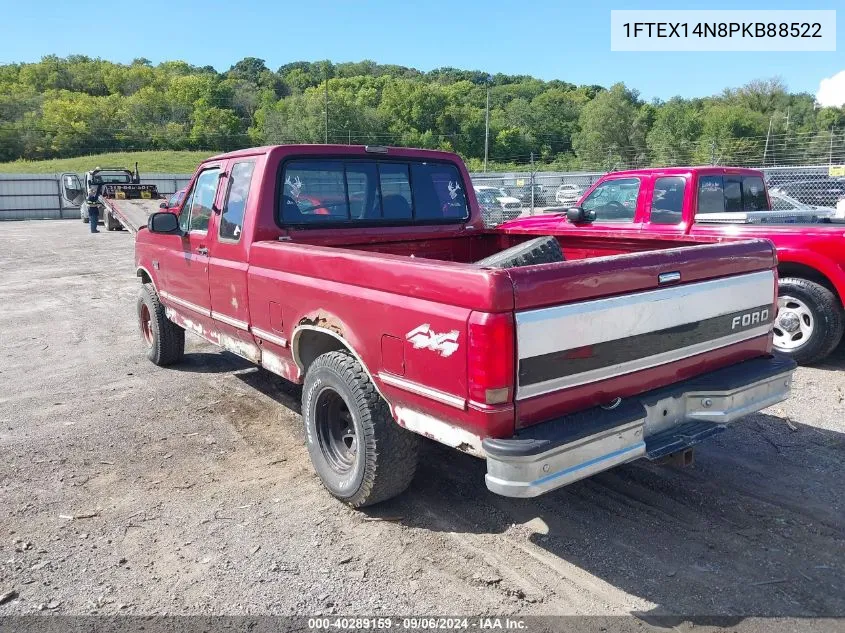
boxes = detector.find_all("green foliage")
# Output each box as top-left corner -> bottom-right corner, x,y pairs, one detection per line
0,55 -> 843,170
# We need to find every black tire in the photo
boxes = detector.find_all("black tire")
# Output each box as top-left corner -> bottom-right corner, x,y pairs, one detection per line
775,277 -> 844,364
475,235 -> 564,269
137,283 -> 185,366
302,350 -> 420,507
105,211 -> 119,231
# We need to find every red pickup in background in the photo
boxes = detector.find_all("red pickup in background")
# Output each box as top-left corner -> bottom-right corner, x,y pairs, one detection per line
501,166 -> 845,364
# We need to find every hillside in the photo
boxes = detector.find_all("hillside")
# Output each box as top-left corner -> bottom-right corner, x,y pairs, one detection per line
1,56 -> 843,170
0,151 -> 211,174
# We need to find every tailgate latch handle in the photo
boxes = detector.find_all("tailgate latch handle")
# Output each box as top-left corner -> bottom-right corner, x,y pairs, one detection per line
658,271 -> 681,285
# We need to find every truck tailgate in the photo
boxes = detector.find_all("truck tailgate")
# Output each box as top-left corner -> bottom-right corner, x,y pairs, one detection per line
505,240 -> 778,427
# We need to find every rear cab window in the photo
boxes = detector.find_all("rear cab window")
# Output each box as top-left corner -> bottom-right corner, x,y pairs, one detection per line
279,158 -> 469,226
696,174 -> 770,216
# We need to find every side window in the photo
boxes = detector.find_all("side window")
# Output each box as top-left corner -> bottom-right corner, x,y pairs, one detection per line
650,176 -> 685,225
743,176 -> 769,211
180,168 -> 221,232
282,161 -> 349,223
581,178 -> 639,222
697,175 -> 724,214
378,163 -> 413,219
219,161 -> 254,241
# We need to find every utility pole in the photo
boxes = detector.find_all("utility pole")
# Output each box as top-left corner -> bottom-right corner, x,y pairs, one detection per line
782,107 -> 790,158
710,140 -> 717,165
529,151 -> 535,215
483,76 -> 491,173
763,116 -> 773,165
830,127 -> 835,166
324,65 -> 329,144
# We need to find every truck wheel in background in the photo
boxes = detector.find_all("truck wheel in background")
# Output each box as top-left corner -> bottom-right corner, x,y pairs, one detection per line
137,283 -> 185,366
774,277 -> 844,364
105,211 -> 120,231
475,235 -> 565,269
302,350 -> 420,507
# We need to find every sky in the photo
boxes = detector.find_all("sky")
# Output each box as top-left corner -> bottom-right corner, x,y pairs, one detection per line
1,0 -> 842,103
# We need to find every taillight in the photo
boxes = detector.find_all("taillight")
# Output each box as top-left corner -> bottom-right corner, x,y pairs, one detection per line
468,311 -> 515,406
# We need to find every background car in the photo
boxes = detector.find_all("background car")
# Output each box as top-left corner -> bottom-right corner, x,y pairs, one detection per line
555,183 -> 585,206
473,185 -> 522,224
505,183 -> 551,206
159,188 -> 186,213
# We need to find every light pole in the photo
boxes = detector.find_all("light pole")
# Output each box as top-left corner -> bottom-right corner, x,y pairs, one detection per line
483,74 -> 492,172
324,63 -> 330,144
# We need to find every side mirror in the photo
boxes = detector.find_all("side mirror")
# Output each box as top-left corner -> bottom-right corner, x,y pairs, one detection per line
148,211 -> 182,235
566,207 -> 596,224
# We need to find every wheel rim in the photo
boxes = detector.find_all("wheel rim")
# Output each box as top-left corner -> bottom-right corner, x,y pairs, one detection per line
314,389 -> 358,474
140,303 -> 154,347
773,295 -> 814,351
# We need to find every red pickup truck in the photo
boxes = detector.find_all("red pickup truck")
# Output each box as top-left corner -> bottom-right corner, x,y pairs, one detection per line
134,146 -> 794,506
502,167 -> 845,364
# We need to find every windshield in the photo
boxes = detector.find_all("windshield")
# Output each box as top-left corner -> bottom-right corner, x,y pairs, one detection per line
93,171 -> 132,184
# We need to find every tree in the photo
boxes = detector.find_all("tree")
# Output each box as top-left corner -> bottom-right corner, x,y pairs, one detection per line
646,98 -> 702,165
573,83 -> 644,169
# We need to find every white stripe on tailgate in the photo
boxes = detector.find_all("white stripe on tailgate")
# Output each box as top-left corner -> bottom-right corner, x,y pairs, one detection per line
516,270 -> 774,359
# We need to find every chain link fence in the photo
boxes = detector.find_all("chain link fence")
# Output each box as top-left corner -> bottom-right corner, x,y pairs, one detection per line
471,165 -> 845,227
2,164 -> 844,226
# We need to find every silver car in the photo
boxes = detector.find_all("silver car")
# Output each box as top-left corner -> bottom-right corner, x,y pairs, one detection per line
555,184 -> 584,206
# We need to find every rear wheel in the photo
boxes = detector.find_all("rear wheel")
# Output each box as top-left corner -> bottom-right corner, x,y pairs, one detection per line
302,350 -> 420,507
137,283 -> 185,366
774,277 -> 844,364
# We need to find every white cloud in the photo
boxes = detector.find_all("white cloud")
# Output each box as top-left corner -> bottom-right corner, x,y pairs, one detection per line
816,70 -> 845,108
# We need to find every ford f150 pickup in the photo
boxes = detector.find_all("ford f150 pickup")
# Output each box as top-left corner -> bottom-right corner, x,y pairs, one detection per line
134,146 -> 795,506
501,166 -> 845,364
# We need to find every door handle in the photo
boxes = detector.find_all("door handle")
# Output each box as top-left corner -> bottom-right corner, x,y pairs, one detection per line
197,246 -> 209,256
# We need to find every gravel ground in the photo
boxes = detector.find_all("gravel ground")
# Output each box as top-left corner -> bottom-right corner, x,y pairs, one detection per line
0,220 -> 843,620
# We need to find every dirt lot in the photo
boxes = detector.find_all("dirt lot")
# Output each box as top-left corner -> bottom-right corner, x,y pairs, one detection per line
1,220 -> 844,620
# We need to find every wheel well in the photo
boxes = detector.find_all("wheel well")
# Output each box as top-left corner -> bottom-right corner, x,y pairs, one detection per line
137,268 -> 152,285
295,329 -> 348,374
778,263 -> 841,305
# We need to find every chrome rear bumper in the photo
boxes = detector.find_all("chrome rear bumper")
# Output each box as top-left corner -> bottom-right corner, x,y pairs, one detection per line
483,355 -> 796,498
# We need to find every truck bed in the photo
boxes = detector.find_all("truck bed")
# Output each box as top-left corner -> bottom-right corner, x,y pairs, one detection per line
101,198 -> 162,232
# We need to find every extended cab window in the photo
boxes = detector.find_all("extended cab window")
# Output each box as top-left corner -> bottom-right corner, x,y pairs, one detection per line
650,177 -> 685,225
180,168 -> 221,232
697,175 -> 770,215
219,161 -> 254,241
581,178 -> 639,222
279,159 -> 468,225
